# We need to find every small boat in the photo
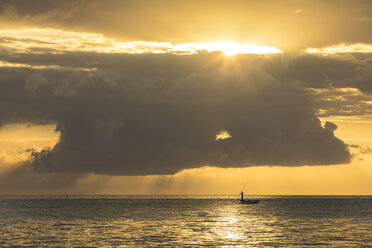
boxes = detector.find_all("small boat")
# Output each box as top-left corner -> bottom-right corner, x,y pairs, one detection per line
239,191 -> 259,204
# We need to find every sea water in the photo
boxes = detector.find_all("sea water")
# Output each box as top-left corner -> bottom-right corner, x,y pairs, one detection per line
0,195 -> 371,247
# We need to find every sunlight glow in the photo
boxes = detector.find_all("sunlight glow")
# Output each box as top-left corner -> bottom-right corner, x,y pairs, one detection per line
216,130 -> 232,140
174,42 -> 283,56
0,28 -> 282,56
305,43 -> 372,54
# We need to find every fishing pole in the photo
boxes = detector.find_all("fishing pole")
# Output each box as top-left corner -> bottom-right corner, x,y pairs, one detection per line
237,182 -> 247,200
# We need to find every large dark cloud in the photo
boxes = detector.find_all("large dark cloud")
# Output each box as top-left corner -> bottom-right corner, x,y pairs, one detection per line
262,54 -> 372,95
2,48 -> 372,93
0,53 -> 352,175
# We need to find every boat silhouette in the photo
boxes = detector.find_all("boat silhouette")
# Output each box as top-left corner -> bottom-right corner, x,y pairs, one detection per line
239,191 -> 259,204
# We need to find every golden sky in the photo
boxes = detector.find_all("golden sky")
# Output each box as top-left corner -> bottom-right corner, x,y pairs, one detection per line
0,0 -> 372,195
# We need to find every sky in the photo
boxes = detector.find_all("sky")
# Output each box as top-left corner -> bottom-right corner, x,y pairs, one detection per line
0,0 -> 371,195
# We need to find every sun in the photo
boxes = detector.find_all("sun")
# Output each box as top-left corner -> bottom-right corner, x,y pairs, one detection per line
212,42 -> 242,56
175,42 -> 283,56
210,42 -> 283,56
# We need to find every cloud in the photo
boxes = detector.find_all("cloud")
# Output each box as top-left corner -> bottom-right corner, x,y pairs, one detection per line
1,0 -> 372,51
24,73 -> 49,93
0,28 -> 370,97
356,71 -> 372,94
0,28 -> 282,56
0,51 -> 353,175
308,87 -> 372,118
263,53 -> 372,97
324,121 -> 338,131
348,144 -> 372,162
306,43 -> 372,54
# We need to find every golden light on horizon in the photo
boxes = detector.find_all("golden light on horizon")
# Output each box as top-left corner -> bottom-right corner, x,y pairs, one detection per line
174,42 -> 283,56
0,28 -> 282,56
305,43 -> 372,54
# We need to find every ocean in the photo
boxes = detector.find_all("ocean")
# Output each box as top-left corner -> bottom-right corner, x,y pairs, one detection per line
0,195 -> 371,247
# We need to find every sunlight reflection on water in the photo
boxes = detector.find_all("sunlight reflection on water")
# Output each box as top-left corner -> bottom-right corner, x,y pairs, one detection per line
0,195 -> 371,247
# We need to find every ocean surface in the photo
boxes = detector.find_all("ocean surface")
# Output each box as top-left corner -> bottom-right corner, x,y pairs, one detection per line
0,195 -> 371,247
